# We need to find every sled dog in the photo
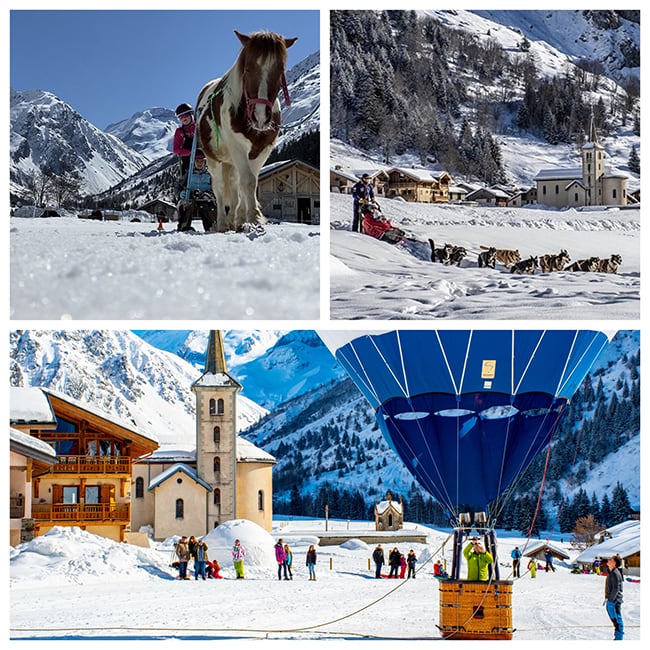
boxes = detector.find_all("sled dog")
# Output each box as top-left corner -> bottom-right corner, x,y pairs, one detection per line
429,239 -> 453,264
539,249 -> 571,273
565,256 -> 600,272
477,246 -> 497,269
449,245 -> 468,266
510,256 -> 538,274
481,245 -> 521,268
596,254 -> 622,274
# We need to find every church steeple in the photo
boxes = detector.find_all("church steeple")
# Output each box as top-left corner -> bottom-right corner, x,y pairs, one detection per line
204,330 -> 228,375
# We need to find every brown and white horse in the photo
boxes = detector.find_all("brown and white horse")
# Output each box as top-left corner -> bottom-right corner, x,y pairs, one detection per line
196,30 -> 297,232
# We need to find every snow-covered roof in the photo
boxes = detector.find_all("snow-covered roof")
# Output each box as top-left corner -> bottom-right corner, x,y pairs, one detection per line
237,436 -> 276,464
375,499 -> 403,515
330,168 -> 360,183
386,166 -> 449,182
193,372 -> 239,388
534,167 -> 582,181
148,463 -> 212,492
9,387 -> 56,424
574,520 -> 640,563
523,541 -> 570,559
136,437 -> 275,464
10,427 -> 57,462
41,387 -> 159,445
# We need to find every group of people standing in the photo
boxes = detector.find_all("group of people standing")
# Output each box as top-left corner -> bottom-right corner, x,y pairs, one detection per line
372,544 -> 418,579
174,535 -> 220,580
274,538 -> 318,581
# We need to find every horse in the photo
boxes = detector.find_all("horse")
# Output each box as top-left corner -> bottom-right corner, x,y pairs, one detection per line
196,30 -> 297,232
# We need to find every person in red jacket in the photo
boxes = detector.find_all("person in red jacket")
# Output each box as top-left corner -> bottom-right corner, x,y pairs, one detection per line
361,203 -> 393,239
173,103 -> 196,174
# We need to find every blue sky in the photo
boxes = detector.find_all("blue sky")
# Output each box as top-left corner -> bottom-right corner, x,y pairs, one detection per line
10,10 -> 320,129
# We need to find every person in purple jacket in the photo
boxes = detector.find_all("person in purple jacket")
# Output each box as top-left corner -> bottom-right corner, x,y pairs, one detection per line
275,538 -> 289,580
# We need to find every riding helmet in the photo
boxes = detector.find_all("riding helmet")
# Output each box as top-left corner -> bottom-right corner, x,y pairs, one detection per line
175,103 -> 193,117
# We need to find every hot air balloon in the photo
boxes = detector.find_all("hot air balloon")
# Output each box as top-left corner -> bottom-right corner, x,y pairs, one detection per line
319,329 -> 613,639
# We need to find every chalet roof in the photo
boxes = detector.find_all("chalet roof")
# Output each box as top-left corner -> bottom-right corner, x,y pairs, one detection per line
40,388 -> 158,455
351,169 -> 389,181
259,159 -> 319,179
9,387 -> 56,425
139,198 -> 176,210
10,427 -> 57,464
574,520 -> 640,563
330,168 -> 360,183
465,187 -> 510,200
148,462 -> 212,492
386,166 -> 451,182
523,541 -> 570,560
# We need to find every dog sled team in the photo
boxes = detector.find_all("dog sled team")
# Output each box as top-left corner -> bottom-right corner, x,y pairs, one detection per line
428,241 -> 622,275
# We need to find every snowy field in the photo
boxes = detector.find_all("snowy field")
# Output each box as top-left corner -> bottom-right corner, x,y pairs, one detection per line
10,215 -> 320,320
329,192 -> 640,320
9,519 -> 640,644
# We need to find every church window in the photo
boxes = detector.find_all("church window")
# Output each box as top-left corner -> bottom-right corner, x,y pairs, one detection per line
612,188 -> 617,199
209,399 -> 216,415
388,514 -> 393,527
135,477 -> 144,498
214,457 -> 221,476
555,185 -> 559,195
258,490 -> 264,510
542,186 -> 547,196
217,399 -> 225,414
574,193 -> 579,203
213,426 -> 221,444
175,499 -> 184,519
214,489 -> 221,507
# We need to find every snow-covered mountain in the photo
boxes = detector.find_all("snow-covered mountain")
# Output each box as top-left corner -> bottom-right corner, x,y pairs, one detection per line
104,107 -> 178,160
276,50 -> 320,146
330,10 -> 640,188
10,89 -> 150,201
10,50 -> 319,204
133,329 -> 347,409
8,330 -> 268,453
8,329 -> 640,519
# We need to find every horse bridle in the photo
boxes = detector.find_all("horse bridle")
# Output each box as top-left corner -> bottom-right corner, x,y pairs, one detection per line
243,71 -> 291,124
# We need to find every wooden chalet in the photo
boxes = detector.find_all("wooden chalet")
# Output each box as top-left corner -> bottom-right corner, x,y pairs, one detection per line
138,198 -> 177,221
257,159 -> 320,224
465,186 -> 510,207
9,387 -> 158,543
385,167 -> 451,203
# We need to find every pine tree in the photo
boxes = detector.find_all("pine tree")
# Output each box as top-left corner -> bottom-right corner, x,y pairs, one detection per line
610,482 -> 632,524
628,145 -> 640,174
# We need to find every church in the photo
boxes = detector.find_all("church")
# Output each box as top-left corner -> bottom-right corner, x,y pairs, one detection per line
534,118 -> 628,208
130,331 -> 276,540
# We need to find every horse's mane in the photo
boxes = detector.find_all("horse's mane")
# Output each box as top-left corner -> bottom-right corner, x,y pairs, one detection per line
237,30 -> 289,65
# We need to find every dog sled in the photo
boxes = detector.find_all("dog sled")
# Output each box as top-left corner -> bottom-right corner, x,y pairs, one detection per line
360,200 -> 405,245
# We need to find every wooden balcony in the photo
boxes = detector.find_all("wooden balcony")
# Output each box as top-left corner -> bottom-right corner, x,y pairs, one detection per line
31,503 -> 130,523
51,455 -> 131,476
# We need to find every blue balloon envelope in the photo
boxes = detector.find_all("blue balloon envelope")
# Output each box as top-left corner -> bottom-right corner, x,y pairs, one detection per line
319,330 -> 612,516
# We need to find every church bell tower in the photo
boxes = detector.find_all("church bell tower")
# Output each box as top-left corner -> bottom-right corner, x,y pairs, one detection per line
191,331 -> 242,530
581,116 -> 605,205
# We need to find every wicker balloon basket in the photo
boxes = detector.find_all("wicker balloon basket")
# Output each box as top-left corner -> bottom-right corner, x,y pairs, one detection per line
438,579 -> 514,640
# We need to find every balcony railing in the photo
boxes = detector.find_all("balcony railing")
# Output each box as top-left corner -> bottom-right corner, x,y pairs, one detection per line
51,455 -> 131,475
31,503 -> 130,523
